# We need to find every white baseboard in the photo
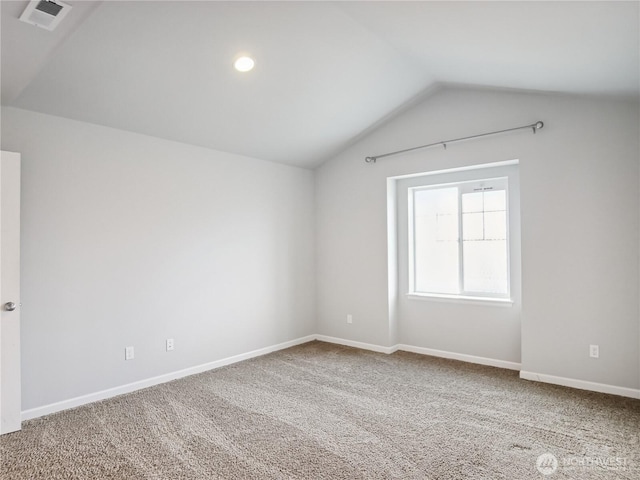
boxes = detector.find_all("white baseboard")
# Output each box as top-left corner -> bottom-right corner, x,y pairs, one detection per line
21,335 -> 316,421
397,344 -> 522,371
315,335 -> 398,354
314,336 -> 520,371
519,371 -> 640,400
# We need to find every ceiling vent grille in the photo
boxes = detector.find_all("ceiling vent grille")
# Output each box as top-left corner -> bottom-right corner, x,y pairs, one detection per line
20,0 -> 72,31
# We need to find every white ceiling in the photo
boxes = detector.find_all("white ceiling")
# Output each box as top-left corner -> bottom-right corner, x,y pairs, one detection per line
2,1 -> 638,168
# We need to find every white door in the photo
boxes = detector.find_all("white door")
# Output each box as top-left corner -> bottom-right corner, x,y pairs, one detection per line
0,151 -> 21,434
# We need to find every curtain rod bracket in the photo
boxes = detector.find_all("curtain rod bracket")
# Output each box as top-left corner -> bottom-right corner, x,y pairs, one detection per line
532,121 -> 544,134
534,121 -> 543,134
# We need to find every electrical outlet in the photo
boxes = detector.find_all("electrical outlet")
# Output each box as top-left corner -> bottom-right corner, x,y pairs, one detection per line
589,344 -> 599,358
166,338 -> 174,351
125,346 -> 134,360
347,314 -> 353,324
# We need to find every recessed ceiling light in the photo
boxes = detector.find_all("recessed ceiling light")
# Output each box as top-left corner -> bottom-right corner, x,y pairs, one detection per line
234,56 -> 255,72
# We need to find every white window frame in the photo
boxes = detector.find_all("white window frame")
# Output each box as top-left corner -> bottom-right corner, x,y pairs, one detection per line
408,176 -> 511,301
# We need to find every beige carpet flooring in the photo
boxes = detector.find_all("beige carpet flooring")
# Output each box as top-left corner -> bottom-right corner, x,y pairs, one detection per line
1,341 -> 639,479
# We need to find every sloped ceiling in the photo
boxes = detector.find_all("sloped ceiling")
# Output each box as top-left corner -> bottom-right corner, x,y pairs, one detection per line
2,1 -> 638,168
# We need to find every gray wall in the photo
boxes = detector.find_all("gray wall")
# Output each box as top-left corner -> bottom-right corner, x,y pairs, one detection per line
1,107 -> 316,410
316,87 -> 639,390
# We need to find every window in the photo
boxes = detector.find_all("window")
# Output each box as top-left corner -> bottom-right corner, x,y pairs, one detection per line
408,177 -> 509,299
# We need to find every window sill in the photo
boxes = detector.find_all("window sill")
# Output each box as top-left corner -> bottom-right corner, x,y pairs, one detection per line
406,293 -> 514,307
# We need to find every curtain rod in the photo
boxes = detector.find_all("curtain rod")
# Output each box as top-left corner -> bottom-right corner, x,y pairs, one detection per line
364,121 -> 544,163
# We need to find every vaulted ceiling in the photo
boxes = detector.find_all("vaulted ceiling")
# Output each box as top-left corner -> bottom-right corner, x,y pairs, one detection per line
2,1 -> 638,168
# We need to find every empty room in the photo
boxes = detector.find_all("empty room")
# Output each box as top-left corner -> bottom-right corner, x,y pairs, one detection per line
1,1 -> 639,479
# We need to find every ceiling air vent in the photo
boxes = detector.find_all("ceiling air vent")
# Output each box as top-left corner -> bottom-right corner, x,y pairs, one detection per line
20,0 -> 72,31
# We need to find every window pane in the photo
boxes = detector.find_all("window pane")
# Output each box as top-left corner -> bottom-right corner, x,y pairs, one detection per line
483,190 -> 506,211
462,212 -> 483,240
461,188 -> 508,295
484,211 -> 506,240
415,186 -> 458,214
462,192 -> 483,213
463,240 -> 508,294
413,187 -> 459,294
436,213 -> 458,241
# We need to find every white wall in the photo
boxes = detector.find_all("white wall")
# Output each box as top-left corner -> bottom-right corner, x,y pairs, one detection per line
1,107 -> 316,410
316,87 -> 639,390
